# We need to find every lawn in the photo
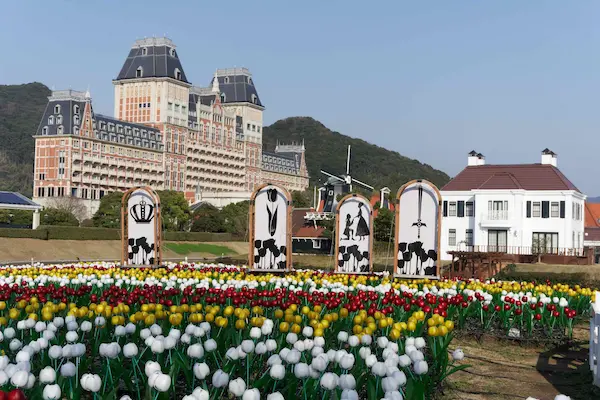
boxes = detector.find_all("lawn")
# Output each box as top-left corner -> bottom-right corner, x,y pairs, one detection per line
164,242 -> 235,256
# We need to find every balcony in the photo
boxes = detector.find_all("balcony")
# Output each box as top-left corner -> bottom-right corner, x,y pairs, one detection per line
479,211 -> 512,228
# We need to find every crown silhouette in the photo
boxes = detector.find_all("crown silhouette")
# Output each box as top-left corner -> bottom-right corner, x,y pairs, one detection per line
130,198 -> 154,224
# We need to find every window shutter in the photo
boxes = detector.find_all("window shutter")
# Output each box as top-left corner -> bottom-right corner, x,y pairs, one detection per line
443,201 -> 448,217
457,201 -> 465,217
526,201 -> 531,218
559,201 -> 565,219
541,201 -> 549,218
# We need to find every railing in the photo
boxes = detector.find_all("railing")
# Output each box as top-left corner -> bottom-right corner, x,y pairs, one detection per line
590,295 -> 600,387
450,244 -> 585,256
482,210 -> 509,220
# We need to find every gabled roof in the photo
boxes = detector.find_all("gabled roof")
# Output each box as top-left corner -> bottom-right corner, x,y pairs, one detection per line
116,38 -> 189,83
441,164 -> 580,192
292,208 -> 327,238
585,202 -> 600,228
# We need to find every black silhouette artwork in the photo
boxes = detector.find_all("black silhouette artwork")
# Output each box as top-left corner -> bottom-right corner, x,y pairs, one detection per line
127,196 -> 156,265
338,201 -> 371,272
253,188 -> 287,269
397,183 -> 438,276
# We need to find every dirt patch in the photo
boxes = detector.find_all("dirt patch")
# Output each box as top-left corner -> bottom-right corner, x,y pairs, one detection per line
441,326 -> 599,400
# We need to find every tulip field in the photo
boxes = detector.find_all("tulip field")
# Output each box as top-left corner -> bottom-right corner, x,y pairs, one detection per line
0,262 -> 594,400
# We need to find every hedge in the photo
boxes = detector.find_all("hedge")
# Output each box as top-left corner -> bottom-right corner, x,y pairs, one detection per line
0,226 -> 234,242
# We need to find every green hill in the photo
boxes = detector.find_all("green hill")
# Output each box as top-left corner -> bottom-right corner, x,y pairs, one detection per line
0,82 -> 51,197
262,117 -> 450,190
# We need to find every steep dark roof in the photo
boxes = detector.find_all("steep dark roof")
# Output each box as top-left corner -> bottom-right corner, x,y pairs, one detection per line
116,38 -> 189,83
35,91 -> 87,136
442,164 -> 580,192
94,114 -> 163,151
213,68 -> 263,107
262,151 -> 301,175
0,192 -> 41,209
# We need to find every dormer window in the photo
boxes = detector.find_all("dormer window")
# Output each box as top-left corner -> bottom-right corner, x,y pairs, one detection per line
224,76 -> 230,84
48,116 -> 54,125
136,67 -> 143,78
42,126 -> 48,135
73,115 -> 80,125
73,105 -> 80,114
57,126 -> 64,135
74,127 -> 80,135
56,115 -> 63,124
175,68 -> 182,80
169,48 -> 176,57
250,94 -> 257,104
248,78 -> 253,85
141,47 -> 147,55
54,105 -> 61,114
220,93 -> 226,103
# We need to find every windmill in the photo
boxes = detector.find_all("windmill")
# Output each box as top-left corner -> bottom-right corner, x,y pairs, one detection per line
312,145 -> 374,215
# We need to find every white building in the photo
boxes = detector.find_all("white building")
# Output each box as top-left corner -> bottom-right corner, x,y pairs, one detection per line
440,149 -> 586,261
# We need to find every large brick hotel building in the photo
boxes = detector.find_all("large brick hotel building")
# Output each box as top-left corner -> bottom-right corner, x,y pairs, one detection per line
33,37 -> 309,217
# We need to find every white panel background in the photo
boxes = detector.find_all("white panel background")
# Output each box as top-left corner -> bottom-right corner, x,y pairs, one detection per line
397,182 -> 440,276
252,186 -> 288,269
337,197 -> 372,272
127,189 -> 157,265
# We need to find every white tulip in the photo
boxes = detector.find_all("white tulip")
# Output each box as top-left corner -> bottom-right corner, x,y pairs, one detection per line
270,364 -> 286,380
15,351 -> 30,363
405,337 -> 415,347
384,390 -> 404,400
43,383 -> 61,400
9,339 -> 22,351
212,369 -> 229,388
314,336 -> 325,347
151,339 -> 165,354
294,363 -> 310,379
242,388 -> 261,400
11,370 -> 28,387
302,326 -> 313,337
26,373 -> 35,389
65,331 -> 78,343
80,321 -> 92,332
555,395 -> 571,400
348,335 -> 360,347
193,362 -> 210,379
320,372 -> 339,390
372,362 -> 387,377
267,354 -> 282,366
414,337 -> 426,349
115,326 -> 127,337
365,354 -> 377,368
4,327 -> 15,339
39,366 -> 57,383
181,334 -> 191,345
226,347 -> 240,361
229,377 -> 247,397
339,374 -> 356,390
312,354 -> 329,371
192,387 -> 210,400
60,362 -> 76,377
341,389 -> 359,400
359,347 -> 371,360
255,342 -> 267,355
125,323 -> 136,334
340,354 -> 355,370
361,334 -> 372,345
391,370 -> 407,387
35,321 -> 47,333
0,356 -> 8,370
0,371 -> 7,386
140,328 -> 151,340
413,360 -> 429,375
241,340 -> 255,354
382,376 -> 399,392
123,343 -> 139,358
150,324 -> 162,336
250,327 -> 262,339
81,373 -> 102,392
144,361 -> 161,377
154,373 -> 171,392
267,392 -> 284,400
120,396 -> 133,400
377,336 -> 389,349
398,354 -> 412,367
286,333 -> 298,345
337,331 -> 349,342
204,339 -> 217,352
265,339 -> 277,352
452,349 -> 465,361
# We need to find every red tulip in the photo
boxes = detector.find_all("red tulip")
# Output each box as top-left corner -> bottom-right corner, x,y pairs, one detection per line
534,314 -> 542,321
7,389 -> 26,400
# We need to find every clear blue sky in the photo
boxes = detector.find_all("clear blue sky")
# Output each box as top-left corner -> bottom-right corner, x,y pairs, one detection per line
1,1 -> 598,194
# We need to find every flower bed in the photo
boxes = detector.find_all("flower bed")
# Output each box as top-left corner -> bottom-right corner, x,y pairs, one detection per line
0,262 -> 593,399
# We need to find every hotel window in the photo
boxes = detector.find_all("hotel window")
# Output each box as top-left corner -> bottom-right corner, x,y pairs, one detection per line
448,229 -> 456,246
74,127 -> 79,135
532,202 -> 541,218
48,116 -> 54,125
37,187 -> 45,197
73,105 -> 80,114
448,202 -> 457,217
42,127 -> 48,135
175,68 -> 182,80
57,126 -> 64,135
136,67 -> 143,78
56,115 -> 63,124
551,202 -> 559,218
141,47 -> 147,55
168,102 -> 173,111
74,115 -> 80,125
54,105 -> 61,114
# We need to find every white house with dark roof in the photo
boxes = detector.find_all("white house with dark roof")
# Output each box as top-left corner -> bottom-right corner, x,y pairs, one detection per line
440,149 -> 586,261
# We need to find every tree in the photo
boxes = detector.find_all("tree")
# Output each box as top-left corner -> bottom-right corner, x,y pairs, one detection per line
0,209 -> 33,226
190,203 -> 226,233
93,192 -> 124,228
374,208 -> 394,242
291,190 -> 311,208
221,201 -> 249,237
41,207 -> 79,226
46,196 -> 87,222
157,190 -> 191,231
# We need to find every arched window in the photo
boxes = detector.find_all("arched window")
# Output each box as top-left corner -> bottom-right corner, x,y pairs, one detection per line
48,116 -> 54,125
74,127 -> 80,135
250,94 -> 257,104
136,67 -> 143,78
42,126 -> 48,135
141,47 -> 147,55
73,115 -> 80,125
54,105 -> 61,114
224,76 -> 229,84
73,104 -> 80,114
220,93 -> 226,103
56,115 -> 63,124
169,48 -> 176,57
174,68 -> 182,80
57,126 -> 64,135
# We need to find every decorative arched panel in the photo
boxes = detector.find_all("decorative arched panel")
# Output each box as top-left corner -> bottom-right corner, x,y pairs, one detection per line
334,193 -> 373,274
121,187 -> 162,267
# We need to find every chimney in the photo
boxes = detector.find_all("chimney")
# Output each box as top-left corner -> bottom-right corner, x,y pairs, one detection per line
468,151 -> 485,166
541,148 -> 557,167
